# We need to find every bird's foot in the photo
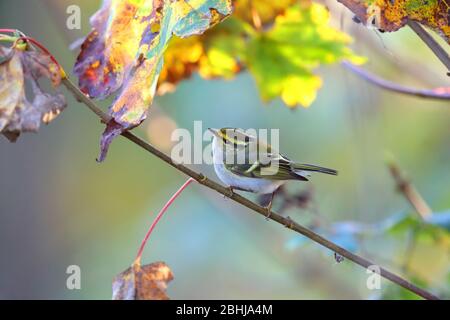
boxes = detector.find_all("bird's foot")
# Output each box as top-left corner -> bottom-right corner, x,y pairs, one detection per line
264,201 -> 273,221
264,192 -> 275,221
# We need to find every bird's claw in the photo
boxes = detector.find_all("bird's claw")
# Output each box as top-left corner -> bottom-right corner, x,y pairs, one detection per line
264,202 -> 273,221
264,192 -> 275,221
265,208 -> 272,220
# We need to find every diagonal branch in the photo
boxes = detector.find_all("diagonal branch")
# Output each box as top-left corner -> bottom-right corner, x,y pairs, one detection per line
342,61 -> 450,100
387,161 -> 433,274
388,162 -> 432,220
336,2 -> 450,73
407,21 -> 450,74
61,76 -> 439,300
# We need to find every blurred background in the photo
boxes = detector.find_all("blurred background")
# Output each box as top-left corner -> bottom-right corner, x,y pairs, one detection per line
0,0 -> 449,299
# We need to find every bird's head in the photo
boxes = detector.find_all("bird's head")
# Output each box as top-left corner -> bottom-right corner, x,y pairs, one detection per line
208,128 -> 255,148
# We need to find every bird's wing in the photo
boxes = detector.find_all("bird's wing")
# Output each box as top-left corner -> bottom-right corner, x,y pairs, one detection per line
225,153 -> 308,181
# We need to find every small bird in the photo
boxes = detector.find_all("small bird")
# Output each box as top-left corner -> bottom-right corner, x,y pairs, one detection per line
209,128 -> 337,214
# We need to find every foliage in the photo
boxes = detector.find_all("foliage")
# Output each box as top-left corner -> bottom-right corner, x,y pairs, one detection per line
74,0 -> 362,161
0,44 -> 65,142
387,211 -> 450,247
160,1 -> 364,107
74,0 -> 233,161
112,261 -> 173,300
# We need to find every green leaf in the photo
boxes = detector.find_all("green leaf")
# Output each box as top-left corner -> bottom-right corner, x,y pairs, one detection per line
385,211 -> 450,246
246,3 -> 364,107
160,2 -> 364,108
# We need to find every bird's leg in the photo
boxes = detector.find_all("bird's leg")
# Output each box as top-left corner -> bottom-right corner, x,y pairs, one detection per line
265,192 -> 276,220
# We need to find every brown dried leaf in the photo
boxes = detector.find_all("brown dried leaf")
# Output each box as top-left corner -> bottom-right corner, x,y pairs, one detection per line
0,47 -> 24,137
112,261 -> 174,300
20,50 -> 62,86
0,46 -> 66,141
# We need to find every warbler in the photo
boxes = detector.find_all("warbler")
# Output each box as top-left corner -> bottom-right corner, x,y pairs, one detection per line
209,128 -> 337,213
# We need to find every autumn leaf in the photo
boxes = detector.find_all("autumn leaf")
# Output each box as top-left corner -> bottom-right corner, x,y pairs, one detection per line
246,3 -> 364,107
74,0 -> 158,99
0,46 -> 66,142
158,16 -> 247,90
338,0 -> 450,43
233,0 -> 299,25
159,2 -> 363,108
74,0 -> 232,161
158,0 -> 294,87
108,0 -> 232,130
112,261 -> 174,300
157,35 -> 205,94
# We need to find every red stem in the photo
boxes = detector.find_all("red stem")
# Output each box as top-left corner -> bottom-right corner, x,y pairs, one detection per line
0,29 -> 19,33
0,30 -> 60,67
135,178 -> 196,264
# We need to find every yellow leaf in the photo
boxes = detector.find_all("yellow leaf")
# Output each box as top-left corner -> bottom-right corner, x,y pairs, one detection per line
281,75 -> 322,107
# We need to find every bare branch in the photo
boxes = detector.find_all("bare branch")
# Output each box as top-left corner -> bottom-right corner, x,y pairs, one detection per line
407,21 -> 450,74
388,162 -> 432,220
61,76 -> 440,300
342,61 -> 450,100
387,161 -> 433,276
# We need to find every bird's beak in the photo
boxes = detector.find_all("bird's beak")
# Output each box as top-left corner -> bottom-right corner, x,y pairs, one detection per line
208,128 -> 219,137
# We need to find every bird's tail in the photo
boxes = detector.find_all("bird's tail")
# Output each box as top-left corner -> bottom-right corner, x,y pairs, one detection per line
293,163 -> 338,176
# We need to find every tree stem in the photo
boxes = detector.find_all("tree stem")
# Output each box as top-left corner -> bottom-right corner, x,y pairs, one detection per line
61,76 -> 439,300
407,21 -> 450,74
388,162 -> 432,220
135,178 -> 196,265
342,61 -> 450,100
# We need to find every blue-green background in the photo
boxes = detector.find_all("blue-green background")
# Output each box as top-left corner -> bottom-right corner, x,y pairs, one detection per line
0,0 -> 449,299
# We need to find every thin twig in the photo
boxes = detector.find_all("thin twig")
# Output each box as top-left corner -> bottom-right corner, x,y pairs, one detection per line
388,162 -> 432,220
342,61 -> 450,100
61,76 -> 439,300
0,35 -> 17,43
388,161 -> 432,274
17,37 -> 62,71
407,20 -> 450,74
135,178 -> 196,265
